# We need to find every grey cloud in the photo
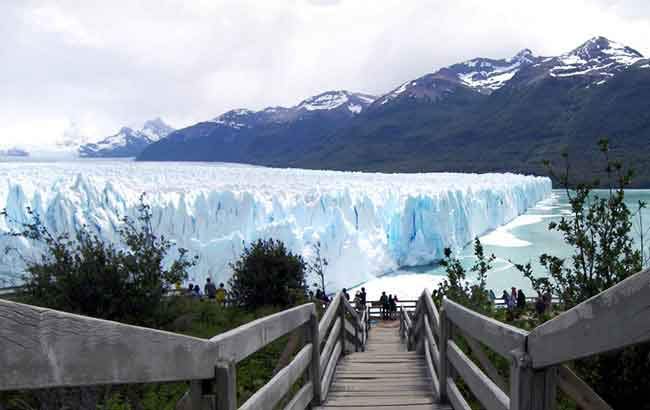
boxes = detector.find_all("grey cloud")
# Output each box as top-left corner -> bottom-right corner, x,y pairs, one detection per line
0,0 -> 649,146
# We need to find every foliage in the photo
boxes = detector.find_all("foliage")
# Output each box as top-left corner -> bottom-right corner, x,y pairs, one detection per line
513,139 -> 650,409
514,139 -> 642,309
1,194 -> 196,326
228,238 -> 307,309
633,200 -> 650,268
433,237 -> 495,315
307,241 -> 328,295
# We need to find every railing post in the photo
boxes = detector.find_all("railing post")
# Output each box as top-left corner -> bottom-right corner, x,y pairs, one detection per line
438,306 -> 449,403
509,349 -> 533,410
510,350 -> 558,410
307,310 -> 322,406
339,295 -> 347,355
215,362 -> 237,410
354,322 -> 359,352
189,380 -> 203,409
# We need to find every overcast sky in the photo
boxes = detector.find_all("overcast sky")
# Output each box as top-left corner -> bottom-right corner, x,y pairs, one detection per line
1,0 -> 650,146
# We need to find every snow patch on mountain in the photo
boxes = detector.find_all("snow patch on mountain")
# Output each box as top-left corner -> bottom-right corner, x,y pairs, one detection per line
453,49 -> 538,93
549,36 -> 643,83
0,162 -> 551,289
79,118 -> 174,158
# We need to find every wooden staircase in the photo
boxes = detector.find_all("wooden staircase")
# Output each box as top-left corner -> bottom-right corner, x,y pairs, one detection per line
316,321 -> 451,410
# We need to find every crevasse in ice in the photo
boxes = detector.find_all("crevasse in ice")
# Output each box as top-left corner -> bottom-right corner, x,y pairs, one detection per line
0,161 -> 551,289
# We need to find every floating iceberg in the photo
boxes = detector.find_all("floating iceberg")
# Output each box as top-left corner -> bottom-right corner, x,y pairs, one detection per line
0,161 -> 551,289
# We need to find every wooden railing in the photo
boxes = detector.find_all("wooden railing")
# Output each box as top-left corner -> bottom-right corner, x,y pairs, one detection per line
0,291 -> 368,410
367,299 -> 417,319
403,267 -> 650,410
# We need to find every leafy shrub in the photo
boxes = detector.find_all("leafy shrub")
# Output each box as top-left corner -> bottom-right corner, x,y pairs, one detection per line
228,239 -> 307,309
434,237 -> 494,315
2,194 -> 196,326
513,139 -> 650,409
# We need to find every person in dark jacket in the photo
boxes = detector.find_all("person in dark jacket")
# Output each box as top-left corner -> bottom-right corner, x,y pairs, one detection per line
516,289 -> 526,310
380,291 -> 388,320
389,294 -> 397,319
204,278 -> 217,300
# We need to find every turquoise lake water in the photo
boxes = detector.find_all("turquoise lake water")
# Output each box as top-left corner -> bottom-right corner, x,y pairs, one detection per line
354,189 -> 650,300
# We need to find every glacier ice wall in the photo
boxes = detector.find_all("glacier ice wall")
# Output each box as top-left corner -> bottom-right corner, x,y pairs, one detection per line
0,161 -> 551,289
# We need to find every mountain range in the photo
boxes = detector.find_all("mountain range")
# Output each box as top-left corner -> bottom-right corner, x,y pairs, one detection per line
137,36 -> 650,186
79,118 -> 174,158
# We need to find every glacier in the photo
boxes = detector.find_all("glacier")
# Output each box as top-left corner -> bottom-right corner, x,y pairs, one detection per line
0,161 -> 551,290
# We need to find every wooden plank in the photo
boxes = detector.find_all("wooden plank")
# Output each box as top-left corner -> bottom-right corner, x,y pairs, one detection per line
528,268 -> 650,368
330,383 -> 431,392
509,349 -> 533,410
438,307 -> 449,402
321,340 -> 342,400
463,332 -> 508,392
316,405 -> 450,410
320,317 -> 341,375
328,391 -> 432,397
215,361 -> 237,410
421,289 -> 440,334
0,299 -> 218,390
341,296 -> 361,329
324,396 -> 434,406
319,293 -> 342,344
283,381 -> 313,410
344,319 -> 362,347
443,298 -> 528,358
308,312 -> 322,405
424,315 -> 440,370
447,377 -> 472,410
210,303 -> 313,363
447,341 -> 509,410
558,365 -> 612,410
239,343 -> 312,410
424,338 -> 440,400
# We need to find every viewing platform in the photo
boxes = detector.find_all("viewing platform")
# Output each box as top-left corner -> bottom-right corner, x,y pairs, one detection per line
2,267 -> 650,409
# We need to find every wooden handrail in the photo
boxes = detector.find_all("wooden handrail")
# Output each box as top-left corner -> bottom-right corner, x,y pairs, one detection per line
528,267 -> 650,368
239,344 -> 313,410
210,304 -> 313,363
443,299 -> 528,358
0,299 -> 219,391
557,365 -> 613,410
318,291 -> 342,344
447,341 -> 509,410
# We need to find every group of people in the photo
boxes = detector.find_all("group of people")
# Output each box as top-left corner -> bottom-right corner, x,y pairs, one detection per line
186,278 -> 227,306
379,291 -> 398,320
497,286 -> 553,317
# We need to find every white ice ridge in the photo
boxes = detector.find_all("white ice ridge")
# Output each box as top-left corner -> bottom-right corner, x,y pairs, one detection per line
0,161 -> 551,289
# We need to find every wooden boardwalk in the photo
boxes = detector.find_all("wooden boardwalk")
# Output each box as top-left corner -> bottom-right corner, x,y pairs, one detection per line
316,321 -> 451,410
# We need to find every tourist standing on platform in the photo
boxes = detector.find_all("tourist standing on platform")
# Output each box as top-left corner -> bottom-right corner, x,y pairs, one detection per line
380,291 -> 388,320
204,278 -> 217,300
216,282 -> 227,306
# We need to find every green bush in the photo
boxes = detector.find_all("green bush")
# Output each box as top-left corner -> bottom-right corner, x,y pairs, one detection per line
228,238 -> 307,309
1,194 -> 196,326
513,139 -> 650,409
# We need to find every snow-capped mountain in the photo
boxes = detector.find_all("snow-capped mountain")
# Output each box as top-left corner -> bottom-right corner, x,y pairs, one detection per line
0,147 -> 29,157
297,90 -> 376,113
542,36 -> 645,85
210,91 -> 376,130
138,36 -> 650,186
448,49 -> 540,93
374,36 -> 649,108
80,118 -> 174,158
375,49 -> 541,105
138,91 -> 376,162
